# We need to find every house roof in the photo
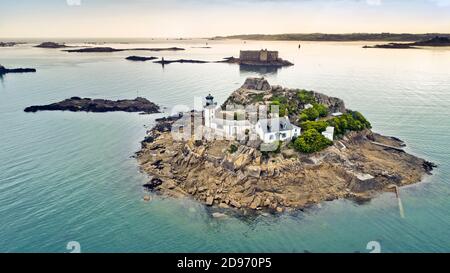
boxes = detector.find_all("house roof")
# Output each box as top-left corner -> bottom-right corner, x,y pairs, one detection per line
257,116 -> 293,133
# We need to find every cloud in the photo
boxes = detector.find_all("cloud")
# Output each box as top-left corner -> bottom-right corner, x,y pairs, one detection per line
66,0 -> 81,6
428,0 -> 450,6
366,0 -> 382,5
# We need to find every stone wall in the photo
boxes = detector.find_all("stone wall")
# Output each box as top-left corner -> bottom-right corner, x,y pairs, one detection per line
240,50 -> 278,62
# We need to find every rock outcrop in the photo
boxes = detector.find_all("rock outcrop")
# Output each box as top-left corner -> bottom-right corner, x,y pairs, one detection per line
154,59 -> 210,65
35,42 -> 68,48
64,47 -> 185,53
0,65 -> 36,76
222,77 -> 345,114
240,77 -> 272,91
0,42 -> 18,47
126,56 -> 158,62
24,97 -> 160,114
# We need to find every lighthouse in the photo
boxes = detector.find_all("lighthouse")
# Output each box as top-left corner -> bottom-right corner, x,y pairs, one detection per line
204,94 -> 217,128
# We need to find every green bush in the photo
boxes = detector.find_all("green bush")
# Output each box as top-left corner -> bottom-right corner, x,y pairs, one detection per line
287,100 -> 300,115
270,100 -> 288,117
297,90 -> 316,104
300,120 -> 329,133
271,96 -> 288,104
299,107 -> 319,121
298,103 -> 329,122
294,129 -> 333,154
313,103 -> 329,117
251,93 -> 265,102
273,140 -> 282,154
228,144 -> 238,154
327,111 -> 372,137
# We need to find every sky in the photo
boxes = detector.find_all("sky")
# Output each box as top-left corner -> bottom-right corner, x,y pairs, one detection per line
0,0 -> 449,38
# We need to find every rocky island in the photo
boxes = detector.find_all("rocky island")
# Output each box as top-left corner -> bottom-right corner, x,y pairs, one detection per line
64,47 -> 185,53
154,59 -> 210,65
364,36 -> 450,49
0,65 -> 36,76
126,56 -> 158,62
0,42 -> 19,47
220,50 -> 293,67
137,78 -> 435,214
35,42 -> 69,48
24,97 -> 160,114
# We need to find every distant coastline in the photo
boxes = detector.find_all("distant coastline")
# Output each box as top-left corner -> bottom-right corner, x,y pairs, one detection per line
212,33 -> 450,42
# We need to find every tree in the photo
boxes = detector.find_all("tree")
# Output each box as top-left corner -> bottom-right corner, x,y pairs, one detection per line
299,107 -> 319,121
300,120 -> 329,133
313,103 -> 329,117
327,111 -> 372,137
294,129 -> 333,154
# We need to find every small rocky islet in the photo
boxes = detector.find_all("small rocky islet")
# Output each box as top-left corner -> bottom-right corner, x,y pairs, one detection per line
64,46 -> 185,53
24,97 -> 160,114
0,64 -> 36,76
154,59 -> 210,65
0,42 -> 20,47
137,77 -> 435,215
363,36 -> 450,49
126,56 -> 158,62
35,42 -> 69,49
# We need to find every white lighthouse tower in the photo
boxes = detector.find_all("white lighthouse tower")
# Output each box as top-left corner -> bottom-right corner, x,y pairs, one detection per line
204,94 -> 217,128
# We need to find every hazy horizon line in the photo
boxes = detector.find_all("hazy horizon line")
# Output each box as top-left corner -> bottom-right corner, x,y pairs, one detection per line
2,32 -> 450,40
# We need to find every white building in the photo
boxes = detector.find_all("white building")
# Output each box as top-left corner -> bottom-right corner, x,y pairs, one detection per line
203,94 -> 252,139
322,126 -> 335,141
208,119 -> 252,139
204,94 -> 301,143
204,94 -> 219,128
255,117 -> 301,143
304,103 -> 314,109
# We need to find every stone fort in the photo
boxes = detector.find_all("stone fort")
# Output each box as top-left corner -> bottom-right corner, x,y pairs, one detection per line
239,49 -> 279,62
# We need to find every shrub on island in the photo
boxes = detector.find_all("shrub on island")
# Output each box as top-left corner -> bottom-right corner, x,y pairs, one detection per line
228,144 -> 238,154
328,111 -> 371,137
313,103 -> 329,117
294,129 -> 333,154
299,107 -> 319,122
299,103 -> 328,122
270,100 -> 288,117
300,120 -> 329,133
297,90 -> 316,104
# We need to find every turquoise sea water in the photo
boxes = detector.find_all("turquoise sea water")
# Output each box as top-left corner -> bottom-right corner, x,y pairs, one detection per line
0,40 -> 449,253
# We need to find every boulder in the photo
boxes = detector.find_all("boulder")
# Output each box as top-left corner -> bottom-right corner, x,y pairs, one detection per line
241,77 -> 271,91
206,196 -> 214,206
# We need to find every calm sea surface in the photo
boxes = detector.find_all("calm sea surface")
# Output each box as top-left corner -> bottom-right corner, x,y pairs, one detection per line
1,39 -> 449,252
